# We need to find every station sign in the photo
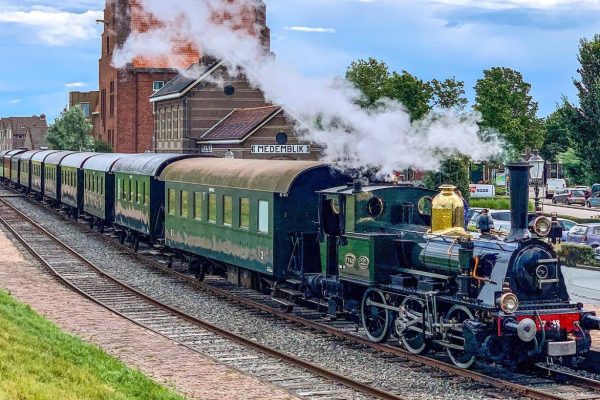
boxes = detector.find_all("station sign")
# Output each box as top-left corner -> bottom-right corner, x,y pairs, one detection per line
469,184 -> 496,198
251,145 -> 310,154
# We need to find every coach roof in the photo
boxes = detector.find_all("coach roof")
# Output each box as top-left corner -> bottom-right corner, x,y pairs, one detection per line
112,153 -> 200,176
160,158 -> 328,194
15,150 -> 43,161
31,150 -> 61,162
44,151 -> 77,165
84,153 -> 137,172
61,152 -> 101,169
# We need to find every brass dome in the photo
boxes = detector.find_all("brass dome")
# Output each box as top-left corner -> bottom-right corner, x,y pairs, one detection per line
431,185 -> 468,236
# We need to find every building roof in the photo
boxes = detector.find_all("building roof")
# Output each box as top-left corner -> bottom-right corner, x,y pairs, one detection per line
112,153 -> 201,176
150,60 -> 223,101
0,115 -> 48,149
199,106 -> 281,143
159,158 -> 328,194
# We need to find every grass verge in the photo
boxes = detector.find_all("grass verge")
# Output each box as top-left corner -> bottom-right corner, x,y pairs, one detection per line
470,197 -> 535,211
0,289 -> 185,400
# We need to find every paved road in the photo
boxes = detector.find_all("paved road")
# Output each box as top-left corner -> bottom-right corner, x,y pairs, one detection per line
540,200 -> 600,219
563,266 -> 600,305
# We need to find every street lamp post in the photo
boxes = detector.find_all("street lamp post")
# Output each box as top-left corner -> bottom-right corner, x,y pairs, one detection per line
528,150 -> 545,212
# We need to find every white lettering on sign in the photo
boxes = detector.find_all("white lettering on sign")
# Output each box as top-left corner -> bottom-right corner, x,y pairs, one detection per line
251,145 -> 311,154
469,184 -> 496,198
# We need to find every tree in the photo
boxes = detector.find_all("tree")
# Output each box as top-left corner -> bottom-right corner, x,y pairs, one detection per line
540,101 -> 575,162
474,67 -> 545,155
558,148 -> 589,185
93,139 -> 113,153
430,77 -> 468,111
423,156 -> 471,201
47,106 -> 94,151
571,35 -> 600,182
345,58 -> 390,107
384,71 -> 433,120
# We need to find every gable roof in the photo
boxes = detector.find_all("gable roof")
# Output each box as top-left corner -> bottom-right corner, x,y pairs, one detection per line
150,60 -> 223,102
198,106 -> 281,144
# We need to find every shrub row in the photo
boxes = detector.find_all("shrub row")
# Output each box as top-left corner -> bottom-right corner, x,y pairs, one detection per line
556,243 -> 599,268
469,197 -> 534,211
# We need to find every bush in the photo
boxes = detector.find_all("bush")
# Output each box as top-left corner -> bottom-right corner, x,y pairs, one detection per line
556,243 -> 598,267
495,186 -> 507,197
469,198 -> 534,211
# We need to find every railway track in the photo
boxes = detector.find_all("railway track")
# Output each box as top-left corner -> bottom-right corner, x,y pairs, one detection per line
2,189 -> 600,400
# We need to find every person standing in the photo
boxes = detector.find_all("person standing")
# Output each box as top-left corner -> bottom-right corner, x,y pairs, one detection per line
477,208 -> 494,234
455,189 -> 469,229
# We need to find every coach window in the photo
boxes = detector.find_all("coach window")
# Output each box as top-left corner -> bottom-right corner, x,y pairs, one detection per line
117,178 -> 121,199
137,181 -> 143,204
131,180 -> 136,203
208,193 -> 217,223
194,192 -> 202,220
144,182 -> 149,206
258,200 -> 269,234
240,198 -> 250,229
180,190 -> 189,218
223,195 -> 233,226
168,189 -> 176,215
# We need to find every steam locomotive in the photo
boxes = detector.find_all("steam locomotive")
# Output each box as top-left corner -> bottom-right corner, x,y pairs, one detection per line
2,149 -> 599,369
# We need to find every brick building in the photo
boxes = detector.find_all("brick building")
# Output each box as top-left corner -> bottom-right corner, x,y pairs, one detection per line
69,91 -> 101,137
150,59 -> 318,160
98,0 -> 269,153
0,115 -> 48,151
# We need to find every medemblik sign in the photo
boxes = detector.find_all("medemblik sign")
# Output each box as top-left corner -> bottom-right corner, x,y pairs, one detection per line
251,145 -> 310,154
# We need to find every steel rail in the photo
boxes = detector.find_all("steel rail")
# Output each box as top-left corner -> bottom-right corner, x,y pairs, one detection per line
0,196 -> 408,400
2,188 -> 599,400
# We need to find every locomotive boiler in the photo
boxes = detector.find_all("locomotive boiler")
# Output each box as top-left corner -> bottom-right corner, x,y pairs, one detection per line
298,161 -> 600,368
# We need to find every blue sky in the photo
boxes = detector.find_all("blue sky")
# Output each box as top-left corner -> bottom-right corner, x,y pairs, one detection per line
0,0 -> 598,122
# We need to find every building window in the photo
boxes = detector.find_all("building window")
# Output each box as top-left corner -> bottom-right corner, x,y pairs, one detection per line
258,200 -> 269,234
180,190 -> 188,218
153,81 -> 165,92
200,144 -> 213,153
167,107 -> 172,139
223,196 -> 233,226
160,108 -> 166,140
240,198 -> 250,229
79,103 -> 90,118
194,192 -> 202,220
208,193 -> 216,223
168,189 -> 176,215
178,106 -> 183,139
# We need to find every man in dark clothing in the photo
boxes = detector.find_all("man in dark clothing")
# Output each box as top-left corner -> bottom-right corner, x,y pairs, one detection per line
477,209 -> 494,234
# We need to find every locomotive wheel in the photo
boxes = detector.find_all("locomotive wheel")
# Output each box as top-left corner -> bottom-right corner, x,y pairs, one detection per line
397,295 -> 429,354
445,305 -> 476,369
361,288 -> 390,343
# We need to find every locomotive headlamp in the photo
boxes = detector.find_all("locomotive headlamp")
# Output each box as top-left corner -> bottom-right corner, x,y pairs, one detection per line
498,292 -> 519,314
531,216 -> 551,237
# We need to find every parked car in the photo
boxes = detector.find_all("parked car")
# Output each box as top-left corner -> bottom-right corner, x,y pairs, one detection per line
558,218 -> 577,242
592,183 -> 600,195
586,191 -> 600,208
546,178 -> 566,199
575,185 -> 592,198
566,224 -> 600,248
552,188 -> 587,205
467,209 -> 511,233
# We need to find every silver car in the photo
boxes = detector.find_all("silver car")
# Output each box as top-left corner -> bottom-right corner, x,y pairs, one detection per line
552,188 -> 587,205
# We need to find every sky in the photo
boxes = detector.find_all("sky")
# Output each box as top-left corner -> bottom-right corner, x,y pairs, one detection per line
0,0 -> 598,123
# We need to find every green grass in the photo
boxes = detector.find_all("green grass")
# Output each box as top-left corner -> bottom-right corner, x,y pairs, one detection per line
470,197 -> 535,211
0,289 -> 185,400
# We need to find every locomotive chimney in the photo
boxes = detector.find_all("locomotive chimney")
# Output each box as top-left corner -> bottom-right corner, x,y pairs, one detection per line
506,160 -> 532,242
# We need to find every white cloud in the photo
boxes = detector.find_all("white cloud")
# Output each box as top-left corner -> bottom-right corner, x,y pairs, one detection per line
429,0 -> 600,10
9,99 -> 22,104
284,26 -> 336,33
0,7 -> 103,46
65,82 -> 88,88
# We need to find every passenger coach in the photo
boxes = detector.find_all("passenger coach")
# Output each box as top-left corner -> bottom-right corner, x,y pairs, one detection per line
17,150 -> 43,192
3,149 -> 26,184
42,151 -> 75,205
30,150 -> 61,199
60,152 -> 101,218
159,158 -> 346,284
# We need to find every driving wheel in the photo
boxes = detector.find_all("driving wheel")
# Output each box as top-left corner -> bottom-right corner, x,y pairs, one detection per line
361,288 -> 390,342
445,305 -> 476,369
396,295 -> 429,354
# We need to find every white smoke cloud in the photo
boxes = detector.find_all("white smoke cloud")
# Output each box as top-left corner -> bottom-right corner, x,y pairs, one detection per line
113,0 -> 500,174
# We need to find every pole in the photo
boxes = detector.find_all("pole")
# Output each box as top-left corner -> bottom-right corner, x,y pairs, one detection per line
534,178 -> 541,212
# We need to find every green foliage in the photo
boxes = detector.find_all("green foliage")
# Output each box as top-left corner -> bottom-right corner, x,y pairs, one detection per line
470,197 -> 534,211
430,77 -> 468,111
571,35 -> 600,183
47,106 -> 94,151
0,290 -> 184,400
474,67 -> 545,155
556,243 -> 598,268
383,71 -> 433,120
423,157 -> 471,201
558,148 -> 589,185
345,58 -> 390,107
93,139 -> 113,153
540,101 -> 576,162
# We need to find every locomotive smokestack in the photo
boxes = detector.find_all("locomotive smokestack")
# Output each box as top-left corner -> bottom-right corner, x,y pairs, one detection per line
506,161 -> 532,242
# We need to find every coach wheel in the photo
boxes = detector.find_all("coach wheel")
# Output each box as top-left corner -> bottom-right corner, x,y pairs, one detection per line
118,231 -> 126,245
132,234 -> 140,253
194,260 -> 207,282
397,295 -> 429,354
89,218 -> 95,229
361,288 -> 390,343
445,305 -> 476,369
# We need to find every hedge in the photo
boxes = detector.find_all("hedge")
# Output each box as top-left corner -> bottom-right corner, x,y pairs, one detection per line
556,243 -> 599,268
469,197 -> 534,211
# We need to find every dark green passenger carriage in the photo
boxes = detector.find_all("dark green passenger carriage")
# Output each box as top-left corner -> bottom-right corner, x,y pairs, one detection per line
113,153 -> 199,247
43,151 -> 76,204
0,150 -> 9,180
159,158 -> 347,282
60,152 -> 101,217
30,150 -> 61,198
83,153 -> 134,229
3,149 -> 26,184
17,150 -> 43,191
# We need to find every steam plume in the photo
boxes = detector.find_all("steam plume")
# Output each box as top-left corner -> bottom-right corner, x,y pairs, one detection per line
113,0 -> 500,174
